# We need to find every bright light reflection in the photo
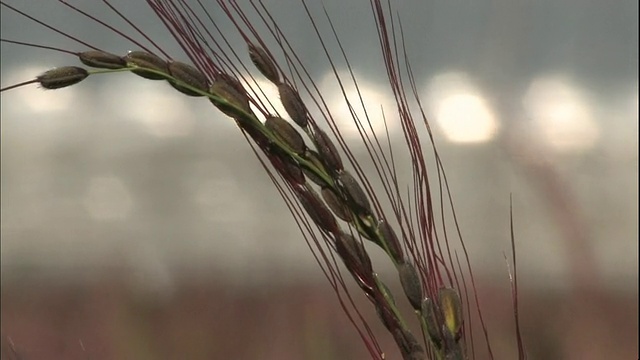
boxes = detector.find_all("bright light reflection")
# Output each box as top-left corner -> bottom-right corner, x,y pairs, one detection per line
523,76 -> 599,153
319,69 -> 397,138
245,70 -> 396,139
426,71 -> 498,144
4,66 -> 78,114
106,79 -> 194,138
246,78 -> 287,123
84,176 -> 133,220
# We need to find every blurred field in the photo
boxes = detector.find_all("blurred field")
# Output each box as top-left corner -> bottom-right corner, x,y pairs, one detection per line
2,273 -> 637,360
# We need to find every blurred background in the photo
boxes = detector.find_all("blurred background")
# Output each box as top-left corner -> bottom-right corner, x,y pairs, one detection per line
1,0 -> 637,359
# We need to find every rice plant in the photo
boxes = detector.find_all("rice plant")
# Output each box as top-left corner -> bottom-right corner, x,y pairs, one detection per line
0,1 -> 529,359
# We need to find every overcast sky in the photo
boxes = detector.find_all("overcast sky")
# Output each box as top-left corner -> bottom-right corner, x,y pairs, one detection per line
1,1 -> 637,291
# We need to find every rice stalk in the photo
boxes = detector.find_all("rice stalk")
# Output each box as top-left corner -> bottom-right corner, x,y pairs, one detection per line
0,0 -> 530,359
3,30 -> 444,360
1,27 -> 452,360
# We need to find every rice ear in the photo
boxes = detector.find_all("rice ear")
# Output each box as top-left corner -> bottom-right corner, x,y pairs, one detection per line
321,187 -> 353,222
209,78 -> 252,118
123,51 -> 168,80
268,151 -> 306,186
265,116 -> 306,155
421,297 -> 443,349
399,262 -> 423,311
335,232 -> 374,290
313,127 -> 343,173
392,328 -> 425,360
167,61 -> 209,97
79,50 -> 126,69
338,170 -> 371,215
438,287 -> 463,340
278,82 -> 308,128
301,150 -> 329,187
295,186 -> 338,234
378,220 -> 405,264
214,73 -> 246,97
248,42 -> 280,84
37,66 -> 89,89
